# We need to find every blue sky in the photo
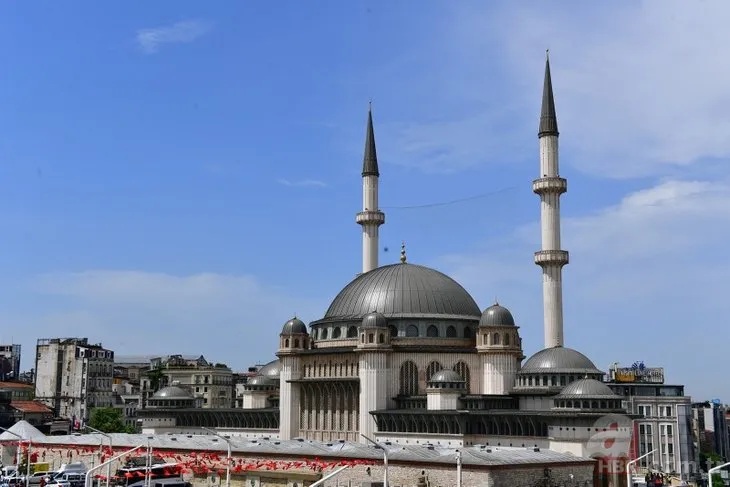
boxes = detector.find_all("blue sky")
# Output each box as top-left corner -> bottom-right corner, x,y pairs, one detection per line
1,1 -> 728,400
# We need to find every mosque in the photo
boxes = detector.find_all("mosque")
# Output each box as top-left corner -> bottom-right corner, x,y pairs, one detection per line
139,56 -> 634,469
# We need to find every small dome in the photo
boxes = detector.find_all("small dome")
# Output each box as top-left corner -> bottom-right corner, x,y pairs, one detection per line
520,347 -> 602,374
557,379 -> 617,398
281,317 -> 308,334
247,375 -> 277,387
153,385 -> 193,399
430,370 -> 465,383
257,359 -> 280,379
479,304 -> 515,327
361,311 -> 387,328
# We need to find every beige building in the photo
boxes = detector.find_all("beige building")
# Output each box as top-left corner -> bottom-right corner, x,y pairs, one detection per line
140,355 -> 233,409
34,337 -> 114,425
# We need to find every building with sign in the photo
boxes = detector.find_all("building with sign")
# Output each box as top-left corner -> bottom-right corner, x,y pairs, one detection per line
606,362 -> 697,482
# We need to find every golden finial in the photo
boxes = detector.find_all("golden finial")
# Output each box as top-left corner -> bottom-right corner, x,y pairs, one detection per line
400,241 -> 407,263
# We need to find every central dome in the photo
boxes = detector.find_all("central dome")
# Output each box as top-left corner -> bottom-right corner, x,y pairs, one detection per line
320,263 -> 481,322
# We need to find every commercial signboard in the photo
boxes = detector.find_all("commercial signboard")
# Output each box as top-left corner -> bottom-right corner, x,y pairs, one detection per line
611,362 -> 664,384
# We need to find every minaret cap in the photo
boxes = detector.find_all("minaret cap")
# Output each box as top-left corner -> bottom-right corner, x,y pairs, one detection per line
400,241 -> 407,263
362,102 -> 380,177
538,50 -> 559,138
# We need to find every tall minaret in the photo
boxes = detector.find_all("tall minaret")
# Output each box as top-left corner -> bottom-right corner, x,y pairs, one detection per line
534,52 -> 569,349
355,104 -> 385,274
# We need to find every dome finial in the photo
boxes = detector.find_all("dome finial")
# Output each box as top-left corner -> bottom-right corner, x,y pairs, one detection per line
494,296 -> 499,306
400,241 -> 407,263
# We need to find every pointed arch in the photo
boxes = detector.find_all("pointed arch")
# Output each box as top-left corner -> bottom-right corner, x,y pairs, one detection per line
426,361 -> 443,381
453,361 -> 471,392
346,326 -> 357,338
446,325 -> 457,338
399,361 -> 419,396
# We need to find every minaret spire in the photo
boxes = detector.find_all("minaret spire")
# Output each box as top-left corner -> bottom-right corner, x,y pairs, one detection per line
533,52 -> 569,349
356,103 -> 386,273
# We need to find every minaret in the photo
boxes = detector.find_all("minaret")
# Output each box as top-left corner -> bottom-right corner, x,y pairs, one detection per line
533,52 -> 569,349
355,104 -> 385,274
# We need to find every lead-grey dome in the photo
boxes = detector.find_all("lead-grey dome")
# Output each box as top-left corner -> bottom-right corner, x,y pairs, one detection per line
319,263 -> 481,322
556,378 -> 617,398
520,347 -> 603,374
153,385 -> 193,399
281,317 -> 307,334
430,370 -> 465,383
361,311 -> 387,328
257,359 -> 280,379
247,375 -> 278,387
479,304 -> 515,327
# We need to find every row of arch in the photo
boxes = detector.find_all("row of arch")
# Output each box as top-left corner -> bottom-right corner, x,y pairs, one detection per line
554,399 -> 623,410
398,360 -> 471,396
139,410 -> 279,429
516,373 -> 603,388
373,412 -> 549,437
313,324 -> 476,340
299,381 -> 360,435
303,361 -> 359,378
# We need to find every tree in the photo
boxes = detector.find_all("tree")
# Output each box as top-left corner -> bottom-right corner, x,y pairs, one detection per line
87,407 -> 135,433
147,365 -> 165,391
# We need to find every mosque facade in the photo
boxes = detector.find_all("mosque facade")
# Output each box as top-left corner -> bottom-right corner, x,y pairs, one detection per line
138,56 -> 642,483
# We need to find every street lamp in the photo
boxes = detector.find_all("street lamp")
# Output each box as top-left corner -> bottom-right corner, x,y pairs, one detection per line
625,448 -> 657,487
202,428 -> 231,487
708,460 -> 730,487
84,426 -> 112,487
455,449 -> 462,487
85,444 -> 146,487
0,427 -> 31,487
360,434 -> 388,487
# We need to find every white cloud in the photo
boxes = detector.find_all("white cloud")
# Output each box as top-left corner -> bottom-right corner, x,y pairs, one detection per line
277,179 -> 327,188
435,179 -> 730,399
136,20 -> 212,54
489,0 -> 730,178
20,271 -> 325,368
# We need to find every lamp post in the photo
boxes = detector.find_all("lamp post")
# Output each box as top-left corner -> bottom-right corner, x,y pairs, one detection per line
85,444 -> 145,487
455,449 -> 462,487
360,434 -> 388,487
201,428 -> 231,487
309,466 -> 350,487
625,448 -> 657,487
0,427 -> 31,487
708,460 -> 730,487
84,426 -> 112,487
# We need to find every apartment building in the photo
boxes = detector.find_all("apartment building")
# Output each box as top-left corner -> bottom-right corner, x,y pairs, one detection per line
140,355 -> 233,409
606,363 -> 697,483
692,400 -> 730,461
0,344 -> 21,381
34,337 -> 114,425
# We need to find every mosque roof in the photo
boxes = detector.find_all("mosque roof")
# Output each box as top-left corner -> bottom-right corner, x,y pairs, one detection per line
519,347 -> 603,375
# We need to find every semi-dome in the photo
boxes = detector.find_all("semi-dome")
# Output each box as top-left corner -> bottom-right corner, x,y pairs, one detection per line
430,370 -> 465,383
281,317 -> 307,334
153,385 -> 193,399
479,303 -> 515,327
361,311 -> 387,328
556,378 -> 617,398
520,347 -> 603,374
318,263 -> 481,323
257,359 -> 280,379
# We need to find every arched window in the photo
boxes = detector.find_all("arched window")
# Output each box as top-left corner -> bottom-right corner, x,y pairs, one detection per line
399,361 -> 419,396
493,332 -> 501,345
285,339 -> 290,347
294,339 -> 300,348
483,333 -> 489,345
464,326 -> 474,339
504,334 -> 510,345
332,327 -> 341,339
321,328 -> 328,339
368,333 -> 374,343
388,325 -> 398,338
406,325 -> 419,337
446,326 -> 457,338
453,361 -> 471,393
378,333 -> 384,344
347,326 -> 358,338
426,325 -> 439,337
426,361 -> 443,381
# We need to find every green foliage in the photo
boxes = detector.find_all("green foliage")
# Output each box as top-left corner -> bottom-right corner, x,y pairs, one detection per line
712,473 -> 724,487
147,365 -> 165,391
87,407 -> 135,433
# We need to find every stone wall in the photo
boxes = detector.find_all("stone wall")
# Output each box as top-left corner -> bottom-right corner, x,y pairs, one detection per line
26,443 -> 595,487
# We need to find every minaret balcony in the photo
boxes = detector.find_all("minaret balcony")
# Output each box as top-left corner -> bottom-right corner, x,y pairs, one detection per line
534,250 -> 569,266
532,177 -> 567,195
356,210 -> 385,225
